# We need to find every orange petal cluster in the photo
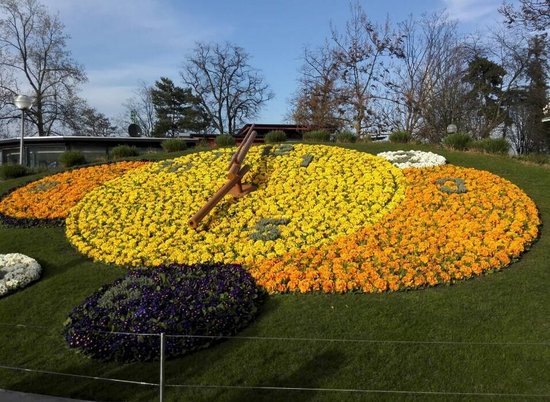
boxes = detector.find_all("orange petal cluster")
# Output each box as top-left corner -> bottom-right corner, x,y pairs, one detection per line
249,165 -> 540,293
0,161 -> 150,220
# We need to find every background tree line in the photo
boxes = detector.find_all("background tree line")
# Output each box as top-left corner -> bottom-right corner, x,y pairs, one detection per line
289,1 -> 549,153
0,0 -> 272,138
0,0 -> 547,154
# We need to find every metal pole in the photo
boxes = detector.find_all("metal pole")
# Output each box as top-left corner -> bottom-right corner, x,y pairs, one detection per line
19,109 -> 24,166
159,332 -> 165,402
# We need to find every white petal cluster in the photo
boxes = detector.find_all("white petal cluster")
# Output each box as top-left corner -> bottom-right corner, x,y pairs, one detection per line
0,253 -> 42,297
377,150 -> 446,169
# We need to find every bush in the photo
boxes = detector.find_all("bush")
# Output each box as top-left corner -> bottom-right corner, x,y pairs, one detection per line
303,130 -> 332,143
110,145 -> 139,159
0,164 -> 31,180
58,151 -> 86,168
442,132 -> 472,151
161,139 -> 188,153
515,153 -> 550,165
264,130 -> 287,144
195,138 -> 211,149
63,263 -> 265,362
215,134 -> 236,147
470,138 -> 510,154
389,131 -> 412,144
335,131 -> 356,143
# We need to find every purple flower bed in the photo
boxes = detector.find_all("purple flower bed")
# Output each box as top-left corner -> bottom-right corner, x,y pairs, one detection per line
63,263 -> 266,362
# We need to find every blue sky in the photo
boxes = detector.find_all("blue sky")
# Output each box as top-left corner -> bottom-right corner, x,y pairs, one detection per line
43,0 -> 513,125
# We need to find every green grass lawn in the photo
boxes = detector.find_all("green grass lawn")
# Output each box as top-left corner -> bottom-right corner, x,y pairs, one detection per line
0,143 -> 548,401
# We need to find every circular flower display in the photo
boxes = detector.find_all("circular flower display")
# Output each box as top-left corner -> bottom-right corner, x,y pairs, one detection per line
0,161 -> 150,224
0,253 -> 42,297
378,150 -> 446,168
66,144 -> 406,267
250,165 -> 540,293
65,145 -> 540,294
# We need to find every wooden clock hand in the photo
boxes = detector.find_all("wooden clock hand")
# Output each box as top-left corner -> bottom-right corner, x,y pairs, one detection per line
188,125 -> 257,229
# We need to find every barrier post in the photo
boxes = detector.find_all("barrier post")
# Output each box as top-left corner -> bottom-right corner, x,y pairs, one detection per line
159,332 -> 165,402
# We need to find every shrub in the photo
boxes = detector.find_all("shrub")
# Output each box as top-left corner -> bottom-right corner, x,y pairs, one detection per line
215,134 -> 236,147
303,130 -> 332,143
195,138 -> 211,149
161,139 -> 188,153
335,131 -> 356,143
264,130 -> 287,144
516,153 -> 550,165
442,132 -> 472,151
389,131 -> 412,144
58,151 -> 86,168
63,263 -> 265,362
470,138 -> 510,154
110,145 -> 139,159
0,164 -> 31,180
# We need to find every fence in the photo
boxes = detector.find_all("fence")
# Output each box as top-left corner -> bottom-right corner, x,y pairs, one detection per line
0,322 -> 548,401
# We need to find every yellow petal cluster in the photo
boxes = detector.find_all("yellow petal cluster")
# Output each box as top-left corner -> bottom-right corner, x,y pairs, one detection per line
0,161 -> 150,220
66,144 -> 405,267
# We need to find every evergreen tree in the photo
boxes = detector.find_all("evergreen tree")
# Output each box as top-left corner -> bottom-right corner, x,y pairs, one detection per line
463,56 -> 507,138
150,77 -> 209,137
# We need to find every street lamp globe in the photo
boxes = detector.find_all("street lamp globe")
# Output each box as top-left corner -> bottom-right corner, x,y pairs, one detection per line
14,94 -> 34,166
14,94 -> 33,111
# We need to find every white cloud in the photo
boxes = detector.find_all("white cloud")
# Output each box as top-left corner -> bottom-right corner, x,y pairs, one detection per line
81,63 -> 180,117
44,0 -> 233,57
81,83 -> 134,117
442,0 -> 501,21
39,0 -> 235,120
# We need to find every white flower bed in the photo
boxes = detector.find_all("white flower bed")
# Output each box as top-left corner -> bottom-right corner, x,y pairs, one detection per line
377,150 -> 446,168
0,253 -> 42,297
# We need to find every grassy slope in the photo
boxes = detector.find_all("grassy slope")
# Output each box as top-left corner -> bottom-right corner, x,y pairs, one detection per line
0,144 -> 548,402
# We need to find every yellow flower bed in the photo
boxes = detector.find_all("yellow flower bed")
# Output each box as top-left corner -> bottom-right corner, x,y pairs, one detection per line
66,144 -> 406,267
0,161 -> 150,221
250,165 -> 540,293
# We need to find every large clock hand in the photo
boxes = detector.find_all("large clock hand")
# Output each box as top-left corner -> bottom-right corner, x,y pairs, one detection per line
188,126 -> 257,229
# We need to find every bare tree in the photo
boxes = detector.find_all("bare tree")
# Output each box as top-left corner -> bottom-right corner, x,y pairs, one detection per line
61,95 -> 117,137
419,43 -> 472,142
330,3 -> 404,137
181,42 -> 274,135
123,81 -> 156,136
500,0 -> 550,32
390,13 -> 462,137
0,0 -> 86,136
0,50 -> 16,136
290,43 -> 345,130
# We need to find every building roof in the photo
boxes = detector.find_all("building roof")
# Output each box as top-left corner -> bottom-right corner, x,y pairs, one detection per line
0,136 -> 198,146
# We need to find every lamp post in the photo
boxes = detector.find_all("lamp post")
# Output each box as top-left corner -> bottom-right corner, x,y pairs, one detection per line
14,94 -> 34,166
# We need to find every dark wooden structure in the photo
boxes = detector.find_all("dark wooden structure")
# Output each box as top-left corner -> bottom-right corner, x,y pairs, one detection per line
188,125 -> 257,229
235,124 -> 311,141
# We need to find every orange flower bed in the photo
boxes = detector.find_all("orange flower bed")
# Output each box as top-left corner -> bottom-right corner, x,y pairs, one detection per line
249,165 -> 540,293
0,161 -> 149,221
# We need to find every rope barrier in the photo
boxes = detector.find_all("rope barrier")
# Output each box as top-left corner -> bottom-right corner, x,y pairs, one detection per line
165,382 -> 550,398
0,322 -> 548,346
165,333 -> 550,346
0,364 -> 157,387
1,363 -> 548,399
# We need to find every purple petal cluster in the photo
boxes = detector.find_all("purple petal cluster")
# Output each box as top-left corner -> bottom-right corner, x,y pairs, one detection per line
63,263 -> 266,362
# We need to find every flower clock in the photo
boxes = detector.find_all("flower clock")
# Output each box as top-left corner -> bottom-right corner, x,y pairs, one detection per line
0,253 -> 42,297
62,144 -> 540,294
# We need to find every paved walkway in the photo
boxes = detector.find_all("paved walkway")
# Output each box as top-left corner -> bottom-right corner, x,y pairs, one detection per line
0,389 -> 94,402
